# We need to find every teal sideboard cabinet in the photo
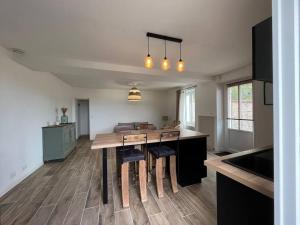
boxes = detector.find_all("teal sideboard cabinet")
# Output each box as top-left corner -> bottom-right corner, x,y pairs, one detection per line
42,123 -> 76,162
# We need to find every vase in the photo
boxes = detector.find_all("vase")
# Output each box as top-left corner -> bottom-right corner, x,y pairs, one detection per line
61,107 -> 68,124
61,115 -> 68,124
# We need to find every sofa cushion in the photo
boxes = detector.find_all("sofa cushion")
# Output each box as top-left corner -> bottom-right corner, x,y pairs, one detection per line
134,122 -> 148,129
118,122 -> 135,127
114,122 -> 157,133
114,125 -> 134,133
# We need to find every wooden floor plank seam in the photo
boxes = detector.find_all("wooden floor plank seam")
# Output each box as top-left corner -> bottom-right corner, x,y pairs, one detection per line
60,174 -> 85,225
148,183 -> 180,225
75,164 -> 92,225
79,193 -> 89,225
164,189 -> 190,221
31,204 -> 56,225
181,212 -> 194,218
44,205 -> 56,225
148,211 -> 164,217
27,203 -> 55,225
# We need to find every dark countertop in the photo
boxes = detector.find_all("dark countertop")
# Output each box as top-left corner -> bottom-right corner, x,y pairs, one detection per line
205,146 -> 274,198
42,122 -> 75,128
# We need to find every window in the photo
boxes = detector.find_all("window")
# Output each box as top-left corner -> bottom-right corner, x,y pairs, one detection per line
179,87 -> 196,129
227,81 -> 253,132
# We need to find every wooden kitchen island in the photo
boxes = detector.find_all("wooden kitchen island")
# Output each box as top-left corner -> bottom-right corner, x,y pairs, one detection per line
91,128 -> 209,204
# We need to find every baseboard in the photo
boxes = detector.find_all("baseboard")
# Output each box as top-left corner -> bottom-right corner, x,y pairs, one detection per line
227,148 -> 240,153
214,146 -> 225,152
0,162 -> 44,198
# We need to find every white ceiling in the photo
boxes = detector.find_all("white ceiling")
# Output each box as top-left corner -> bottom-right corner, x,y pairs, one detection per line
0,0 -> 271,90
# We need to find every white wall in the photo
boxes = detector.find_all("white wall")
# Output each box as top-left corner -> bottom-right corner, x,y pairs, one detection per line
73,88 -> 168,139
0,47 -> 73,197
216,65 -> 252,83
227,130 -> 254,151
253,80 -> 273,147
195,82 -> 217,149
195,82 -> 217,118
166,88 -> 177,122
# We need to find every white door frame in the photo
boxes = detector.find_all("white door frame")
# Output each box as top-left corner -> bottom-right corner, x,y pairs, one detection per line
273,0 -> 300,224
75,99 -> 90,138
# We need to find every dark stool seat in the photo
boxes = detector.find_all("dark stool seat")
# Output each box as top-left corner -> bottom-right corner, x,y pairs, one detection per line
118,133 -> 148,207
119,148 -> 145,163
148,145 -> 176,158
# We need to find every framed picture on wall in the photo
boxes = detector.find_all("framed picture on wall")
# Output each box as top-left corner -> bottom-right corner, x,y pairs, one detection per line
264,82 -> 273,105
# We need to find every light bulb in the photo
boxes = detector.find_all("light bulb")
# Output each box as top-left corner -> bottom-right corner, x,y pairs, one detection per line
144,54 -> 153,69
161,57 -> 170,71
177,59 -> 185,72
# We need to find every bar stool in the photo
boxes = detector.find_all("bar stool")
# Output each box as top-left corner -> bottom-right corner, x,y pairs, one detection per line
148,131 -> 180,198
117,133 -> 147,207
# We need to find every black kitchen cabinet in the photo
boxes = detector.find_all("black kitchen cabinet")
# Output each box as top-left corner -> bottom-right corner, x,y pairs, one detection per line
253,17 -> 273,82
217,173 -> 274,225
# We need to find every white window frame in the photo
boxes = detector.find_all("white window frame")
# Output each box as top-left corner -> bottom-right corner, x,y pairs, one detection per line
185,88 -> 196,127
227,81 -> 254,132
179,87 -> 196,129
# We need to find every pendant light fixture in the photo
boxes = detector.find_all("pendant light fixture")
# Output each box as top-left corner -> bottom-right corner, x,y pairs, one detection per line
144,36 -> 154,69
128,87 -> 142,101
161,40 -> 170,71
177,42 -> 185,72
145,32 -> 184,72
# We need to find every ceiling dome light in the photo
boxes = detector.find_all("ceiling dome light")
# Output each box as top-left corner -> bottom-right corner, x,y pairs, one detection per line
177,43 -> 184,72
161,40 -> 170,71
128,87 -> 142,101
144,36 -> 154,69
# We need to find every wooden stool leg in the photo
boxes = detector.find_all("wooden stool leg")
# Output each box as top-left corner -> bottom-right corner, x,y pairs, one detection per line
156,158 -> 164,198
162,157 -> 166,178
121,162 -> 129,207
116,151 -> 121,186
134,162 -> 138,182
147,151 -> 152,182
169,155 -> 178,193
139,160 -> 147,202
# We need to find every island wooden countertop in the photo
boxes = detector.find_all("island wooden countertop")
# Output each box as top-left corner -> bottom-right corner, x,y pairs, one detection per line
91,128 -> 209,150
205,146 -> 274,199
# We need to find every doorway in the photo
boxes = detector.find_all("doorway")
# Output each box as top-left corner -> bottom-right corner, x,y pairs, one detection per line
76,99 -> 90,138
225,81 -> 254,151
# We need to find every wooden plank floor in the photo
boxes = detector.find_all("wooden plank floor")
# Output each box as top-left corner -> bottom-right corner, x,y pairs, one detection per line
0,137 -> 218,225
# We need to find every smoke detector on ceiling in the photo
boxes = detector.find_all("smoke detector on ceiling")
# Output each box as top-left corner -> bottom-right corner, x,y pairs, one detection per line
9,48 -> 25,55
128,81 -> 144,87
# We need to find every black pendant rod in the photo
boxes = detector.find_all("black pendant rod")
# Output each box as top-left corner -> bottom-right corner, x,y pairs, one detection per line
147,32 -> 182,43
179,42 -> 182,60
147,36 -> 150,56
164,40 -> 167,58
